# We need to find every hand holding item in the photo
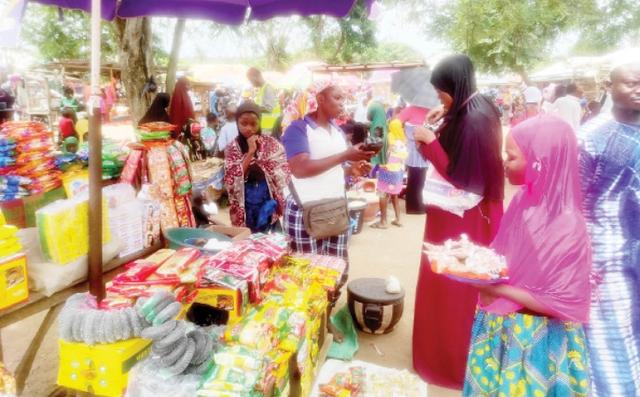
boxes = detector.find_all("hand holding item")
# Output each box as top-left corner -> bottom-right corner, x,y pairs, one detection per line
413,125 -> 437,145
247,135 -> 260,154
348,160 -> 372,177
345,143 -> 375,162
426,105 -> 446,124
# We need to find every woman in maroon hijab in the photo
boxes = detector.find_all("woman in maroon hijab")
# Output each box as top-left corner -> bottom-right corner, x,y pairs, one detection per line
412,54 -> 505,389
169,77 -> 195,136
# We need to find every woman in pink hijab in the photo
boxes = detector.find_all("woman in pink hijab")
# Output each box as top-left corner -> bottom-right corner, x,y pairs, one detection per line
463,115 -> 592,396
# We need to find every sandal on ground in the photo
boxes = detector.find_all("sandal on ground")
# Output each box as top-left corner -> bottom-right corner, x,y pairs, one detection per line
370,222 -> 389,229
391,220 -> 403,227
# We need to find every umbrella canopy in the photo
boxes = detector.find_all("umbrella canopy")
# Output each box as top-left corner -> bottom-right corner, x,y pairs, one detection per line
391,66 -> 440,109
34,0 -> 369,23
33,0 -> 118,20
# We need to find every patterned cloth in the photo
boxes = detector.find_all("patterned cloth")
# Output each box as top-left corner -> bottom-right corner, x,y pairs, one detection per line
224,136 -> 290,228
283,196 -> 350,261
376,168 -> 404,195
464,310 -> 590,397
578,113 -> 640,396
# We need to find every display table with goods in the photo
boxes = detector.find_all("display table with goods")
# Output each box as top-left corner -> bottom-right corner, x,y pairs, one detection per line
0,121 -> 129,229
0,177 -> 166,395
50,233 -> 347,397
120,122 -> 196,232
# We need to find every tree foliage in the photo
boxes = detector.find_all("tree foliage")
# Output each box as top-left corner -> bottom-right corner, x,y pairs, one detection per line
303,0 -> 377,64
430,0 -> 589,77
572,0 -> 640,54
21,3 -> 119,62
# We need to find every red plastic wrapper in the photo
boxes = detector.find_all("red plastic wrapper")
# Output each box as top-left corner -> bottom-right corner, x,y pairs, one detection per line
156,247 -> 201,276
119,149 -> 142,184
112,260 -> 161,284
213,261 -> 262,304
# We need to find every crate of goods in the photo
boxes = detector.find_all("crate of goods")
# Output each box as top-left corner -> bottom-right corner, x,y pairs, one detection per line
57,338 -> 151,397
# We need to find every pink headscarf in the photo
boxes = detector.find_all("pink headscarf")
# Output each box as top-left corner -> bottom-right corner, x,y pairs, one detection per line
485,115 -> 591,323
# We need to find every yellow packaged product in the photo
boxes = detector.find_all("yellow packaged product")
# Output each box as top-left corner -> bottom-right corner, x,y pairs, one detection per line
0,253 -> 28,309
57,338 -> 151,397
0,237 -> 21,258
36,197 -> 110,265
0,224 -> 17,239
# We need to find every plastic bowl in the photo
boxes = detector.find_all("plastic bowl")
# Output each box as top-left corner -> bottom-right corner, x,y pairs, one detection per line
164,227 -> 232,253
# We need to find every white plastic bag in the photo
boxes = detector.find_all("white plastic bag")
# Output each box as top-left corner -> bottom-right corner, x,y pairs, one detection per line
18,228 -> 120,297
125,360 -> 200,397
422,164 -> 483,217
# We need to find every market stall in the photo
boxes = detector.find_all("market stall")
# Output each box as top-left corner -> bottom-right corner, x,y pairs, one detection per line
50,232 -> 347,397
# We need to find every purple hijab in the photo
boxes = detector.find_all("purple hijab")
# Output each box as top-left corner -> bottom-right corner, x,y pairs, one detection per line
430,54 -> 504,200
485,115 -> 592,323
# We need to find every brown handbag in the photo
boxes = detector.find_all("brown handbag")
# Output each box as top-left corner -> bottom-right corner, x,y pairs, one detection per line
289,182 -> 350,240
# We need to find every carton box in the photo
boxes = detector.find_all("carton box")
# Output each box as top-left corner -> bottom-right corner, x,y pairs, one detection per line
57,338 -> 151,397
0,253 -> 28,309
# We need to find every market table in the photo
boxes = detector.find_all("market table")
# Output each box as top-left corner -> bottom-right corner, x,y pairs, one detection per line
0,243 -> 162,395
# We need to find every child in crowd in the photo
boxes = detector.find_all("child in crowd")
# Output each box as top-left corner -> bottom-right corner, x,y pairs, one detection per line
202,112 -> 219,156
462,115 -> 591,396
372,119 -> 407,229
58,108 -> 78,142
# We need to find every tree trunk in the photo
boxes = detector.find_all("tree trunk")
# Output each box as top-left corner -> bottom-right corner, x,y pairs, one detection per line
114,17 -> 153,125
166,18 -> 186,95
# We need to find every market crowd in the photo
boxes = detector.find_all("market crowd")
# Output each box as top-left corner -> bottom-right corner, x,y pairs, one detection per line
4,54 -> 638,396
191,58 -> 638,397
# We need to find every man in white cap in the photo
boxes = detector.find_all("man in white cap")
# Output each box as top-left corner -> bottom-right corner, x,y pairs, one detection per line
578,60 -> 640,396
522,84 -> 542,118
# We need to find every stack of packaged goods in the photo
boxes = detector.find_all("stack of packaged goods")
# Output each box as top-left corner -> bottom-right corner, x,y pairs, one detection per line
53,232 -> 346,397
137,122 -> 174,142
0,121 -> 61,201
76,138 -> 128,180
0,212 -> 28,309
198,253 -> 344,397
35,196 -> 111,265
120,122 -> 195,232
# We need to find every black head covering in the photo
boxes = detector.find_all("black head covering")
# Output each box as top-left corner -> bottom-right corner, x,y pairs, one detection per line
138,93 -> 171,125
430,54 -> 504,200
235,100 -> 262,154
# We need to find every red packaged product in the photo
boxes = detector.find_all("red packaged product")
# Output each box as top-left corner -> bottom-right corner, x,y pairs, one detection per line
112,260 -> 161,283
156,247 -> 201,276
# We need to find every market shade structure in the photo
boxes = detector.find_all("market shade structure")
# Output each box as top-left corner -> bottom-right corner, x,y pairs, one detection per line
34,0 -> 117,19
31,0 -> 369,300
34,0 -> 368,23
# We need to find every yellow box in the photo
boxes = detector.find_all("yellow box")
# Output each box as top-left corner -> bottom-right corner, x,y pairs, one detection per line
0,253 -> 28,309
193,287 -> 244,323
57,338 -> 151,397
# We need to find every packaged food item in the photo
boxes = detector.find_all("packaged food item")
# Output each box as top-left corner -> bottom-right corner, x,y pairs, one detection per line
423,234 -> 508,281
0,362 -> 16,396
156,248 -> 201,276
214,345 -> 263,371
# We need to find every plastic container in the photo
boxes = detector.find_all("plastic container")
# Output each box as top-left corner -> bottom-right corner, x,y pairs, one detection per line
348,199 -> 367,235
163,227 -> 231,253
